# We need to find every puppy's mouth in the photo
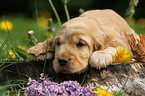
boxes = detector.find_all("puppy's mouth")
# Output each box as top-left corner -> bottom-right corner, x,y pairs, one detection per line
59,63 -> 79,74
59,64 -> 75,74
61,69 -> 73,74
60,63 -> 87,74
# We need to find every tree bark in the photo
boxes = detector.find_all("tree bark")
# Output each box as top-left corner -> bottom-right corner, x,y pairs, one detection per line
85,63 -> 145,96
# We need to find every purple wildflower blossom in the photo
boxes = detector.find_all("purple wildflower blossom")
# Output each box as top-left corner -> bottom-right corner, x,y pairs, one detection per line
60,80 -> 81,95
24,73 -> 97,96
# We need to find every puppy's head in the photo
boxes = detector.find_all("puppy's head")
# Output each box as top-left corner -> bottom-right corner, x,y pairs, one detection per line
52,17 -> 103,74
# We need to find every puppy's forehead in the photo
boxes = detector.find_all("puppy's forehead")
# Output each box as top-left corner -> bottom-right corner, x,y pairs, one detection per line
57,18 -> 95,37
55,30 -> 91,44
60,18 -> 94,33
54,17 -> 96,44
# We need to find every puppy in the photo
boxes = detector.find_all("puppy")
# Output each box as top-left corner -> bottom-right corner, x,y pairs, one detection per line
50,9 -> 139,74
35,9 -> 139,74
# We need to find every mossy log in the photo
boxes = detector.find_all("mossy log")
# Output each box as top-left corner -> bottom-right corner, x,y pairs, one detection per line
0,60 -> 145,95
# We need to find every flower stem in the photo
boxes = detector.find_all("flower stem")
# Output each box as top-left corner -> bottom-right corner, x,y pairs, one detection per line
128,7 -> 134,25
48,0 -> 61,27
43,39 -> 48,74
64,1 -> 70,21
127,0 -> 139,25
34,0 -> 39,36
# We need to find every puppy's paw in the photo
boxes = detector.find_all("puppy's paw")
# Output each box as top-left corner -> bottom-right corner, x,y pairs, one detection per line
89,47 -> 116,69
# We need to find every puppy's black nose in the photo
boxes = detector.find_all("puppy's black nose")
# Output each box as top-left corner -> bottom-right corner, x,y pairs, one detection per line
58,58 -> 68,67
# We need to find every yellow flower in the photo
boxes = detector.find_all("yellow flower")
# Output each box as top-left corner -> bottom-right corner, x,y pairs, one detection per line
17,46 -> 27,52
93,87 -> 113,96
48,18 -> 52,22
137,18 -> 145,28
9,50 -> 16,59
0,20 -> 13,31
113,47 -> 133,63
38,16 -> 48,28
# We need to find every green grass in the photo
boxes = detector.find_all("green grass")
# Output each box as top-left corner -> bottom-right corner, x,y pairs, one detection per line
0,15 -> 60,95
0,16 -> 59,60
131,20 -> 145,34
0,79 -> 27,96
0,16 -> 59,45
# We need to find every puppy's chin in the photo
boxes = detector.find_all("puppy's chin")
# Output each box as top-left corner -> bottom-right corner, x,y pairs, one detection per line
53,59 -> 88,74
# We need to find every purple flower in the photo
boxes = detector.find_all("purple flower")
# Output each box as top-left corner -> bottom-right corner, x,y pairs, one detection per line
78,87 -> 97,96
27,78 -> 38,85
24,73 -> 97,96
39,73 -> 45,81
25,79 -> 45,96
43,79 -> 57,86
60,81 -> 81,95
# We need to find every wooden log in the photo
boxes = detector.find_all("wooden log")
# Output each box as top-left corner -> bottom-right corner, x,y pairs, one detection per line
85,63 -> 145,95
0,60 -> 145,95
0,60 -> 54,83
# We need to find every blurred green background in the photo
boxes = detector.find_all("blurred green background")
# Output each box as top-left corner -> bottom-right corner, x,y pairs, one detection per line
1,0 -> 145,19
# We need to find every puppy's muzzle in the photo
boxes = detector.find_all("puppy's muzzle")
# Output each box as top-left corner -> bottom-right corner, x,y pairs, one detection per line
58,58 -> 68,67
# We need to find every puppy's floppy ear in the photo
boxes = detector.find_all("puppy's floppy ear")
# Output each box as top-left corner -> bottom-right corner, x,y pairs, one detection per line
27,39 -> 55,60
89,31 -> 104,51
94,42 -> 103,51
92,38 -> 104,51
47,38 -> 55,52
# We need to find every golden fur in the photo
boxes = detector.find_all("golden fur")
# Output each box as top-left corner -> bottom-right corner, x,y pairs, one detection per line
50,9 -> 138,74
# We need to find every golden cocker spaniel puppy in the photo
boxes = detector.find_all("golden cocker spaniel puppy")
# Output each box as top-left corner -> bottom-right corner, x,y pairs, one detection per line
51,9 -> 139,74
29,9 -> 139,74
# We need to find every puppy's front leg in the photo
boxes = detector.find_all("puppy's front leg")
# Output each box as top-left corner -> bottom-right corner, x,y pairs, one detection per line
89,47 -> 117,69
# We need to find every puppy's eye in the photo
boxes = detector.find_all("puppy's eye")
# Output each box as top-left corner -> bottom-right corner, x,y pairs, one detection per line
77,40 -> 86,47
57,41 -> 61,46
